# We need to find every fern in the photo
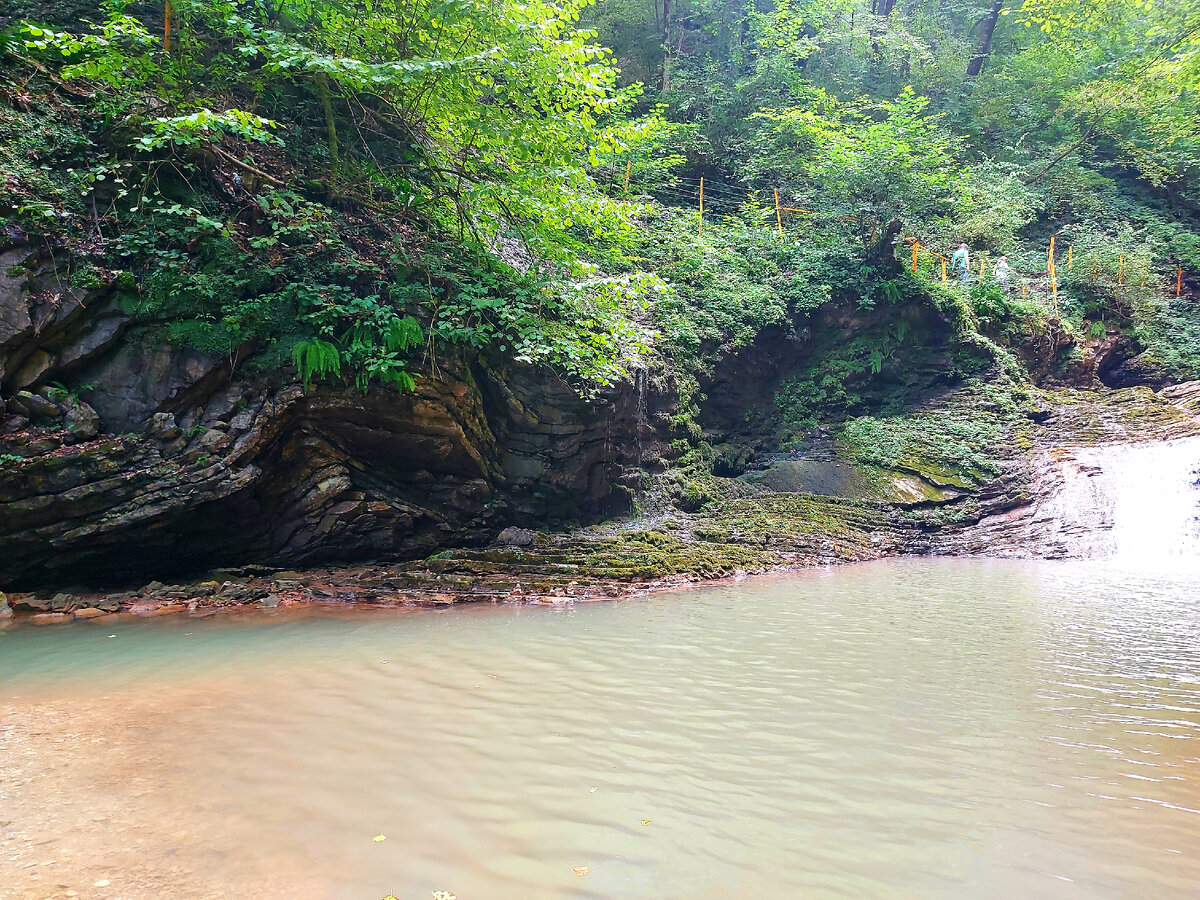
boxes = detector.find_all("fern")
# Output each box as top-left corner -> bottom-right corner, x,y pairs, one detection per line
381,368 -> 417,391
385,316 -> 423,352
291,338 -> 341,390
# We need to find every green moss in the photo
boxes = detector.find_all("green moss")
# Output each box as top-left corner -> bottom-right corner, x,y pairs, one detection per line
833,376 -> 1035,488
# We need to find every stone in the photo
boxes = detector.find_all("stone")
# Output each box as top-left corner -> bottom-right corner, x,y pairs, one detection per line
132,603 -> 186,617
259,594 -> 281,608
8,390 -> 59,420
0,592 -> 10,619
29,612 -> 71,625
495,526 -> 536,547
147,412 -> 181,440
0,345 -> 644,588
10,349 -> 53,389
48,592 -> 76,611
62,398 -> 100,440
73,607 -> 106,619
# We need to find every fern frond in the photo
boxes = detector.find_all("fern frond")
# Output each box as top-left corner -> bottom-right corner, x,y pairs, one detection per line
291,338 -> 342,390
384,316 -> 423,353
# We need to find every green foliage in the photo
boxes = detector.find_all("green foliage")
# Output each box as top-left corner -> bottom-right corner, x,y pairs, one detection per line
749,88 -> 960,227
970,281 -> 1048,340
1130,295 -> 1200,381
292,339 -> 342,390
7,0 -> 1200,422
136,109 -> 280,150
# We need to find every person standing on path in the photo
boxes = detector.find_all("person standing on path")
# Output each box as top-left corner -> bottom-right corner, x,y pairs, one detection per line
951,243 -> 971,283
993,255 -> 1012,288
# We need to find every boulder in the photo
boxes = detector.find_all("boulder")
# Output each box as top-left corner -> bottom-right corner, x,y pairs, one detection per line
147,412 -> 181,440
62,397 -> 100,440
495,526 -> 537,547
8,390 -> 59,420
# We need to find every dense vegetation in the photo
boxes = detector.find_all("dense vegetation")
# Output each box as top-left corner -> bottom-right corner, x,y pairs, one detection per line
2,0 -> 1198,455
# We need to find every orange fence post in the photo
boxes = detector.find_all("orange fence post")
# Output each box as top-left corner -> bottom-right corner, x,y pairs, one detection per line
1022,283 -> 1027,300
698,177 -> 704,238
912,242 -> 919,274
774,189 -> 783,239
941,258 -> 947,283
1067,245 -> 1073,270
624,159 -> 631,193
1179,267 -> 1184,298
979,259 -> 986,279
1048,235 -> 1056,274
1118,255 -> 1124,285
164,0 -> 172,52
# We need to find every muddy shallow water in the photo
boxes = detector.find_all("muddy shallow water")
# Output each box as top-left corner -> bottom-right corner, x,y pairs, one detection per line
3,558 -> 1200,899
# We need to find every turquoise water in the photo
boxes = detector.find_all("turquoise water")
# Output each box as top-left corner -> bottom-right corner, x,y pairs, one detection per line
3,558 -> 1200,899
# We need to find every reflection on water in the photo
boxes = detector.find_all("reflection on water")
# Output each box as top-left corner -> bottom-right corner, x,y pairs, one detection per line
3,558 -> 1200,899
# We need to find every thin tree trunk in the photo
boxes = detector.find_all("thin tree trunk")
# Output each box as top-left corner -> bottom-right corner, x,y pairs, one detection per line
661,0 -> 671,91
315,72 -> 340,203
966,0 -> 1003,78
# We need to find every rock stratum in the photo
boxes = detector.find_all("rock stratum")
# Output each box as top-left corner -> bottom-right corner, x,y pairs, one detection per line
1,245 -> 651,590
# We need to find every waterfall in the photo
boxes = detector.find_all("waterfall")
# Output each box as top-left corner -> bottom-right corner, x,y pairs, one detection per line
634,367 -> 647,466
1047,436 -> 1200,562
1105,437 -> 1200,561
995,435 -> 1200,561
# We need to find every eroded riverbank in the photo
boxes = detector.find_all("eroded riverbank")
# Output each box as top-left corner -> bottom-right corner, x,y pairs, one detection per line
5,383 -> 1200,628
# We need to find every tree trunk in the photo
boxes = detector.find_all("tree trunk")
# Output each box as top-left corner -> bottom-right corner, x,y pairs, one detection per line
661,0 -> 671,91
966,0 -> 1003,78
315,72 -> 339,204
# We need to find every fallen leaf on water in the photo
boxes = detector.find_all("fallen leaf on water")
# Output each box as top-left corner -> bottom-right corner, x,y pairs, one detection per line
589,786 -> 598,793
572,866 -> 590,877
641,819 -> 651,826
432,892 -> 457,900
93,881 -> 110,888
373,834 -> 387,842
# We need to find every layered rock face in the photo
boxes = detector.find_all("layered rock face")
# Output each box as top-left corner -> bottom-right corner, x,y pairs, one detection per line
0,245 -> 651,589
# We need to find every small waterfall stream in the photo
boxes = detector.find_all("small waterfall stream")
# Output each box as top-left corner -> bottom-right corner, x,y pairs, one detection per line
1105,438 -> 1200,560
1039,436 -> 1200,561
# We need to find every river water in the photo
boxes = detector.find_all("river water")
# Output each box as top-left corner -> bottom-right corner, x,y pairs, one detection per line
3,558 -> 1200,899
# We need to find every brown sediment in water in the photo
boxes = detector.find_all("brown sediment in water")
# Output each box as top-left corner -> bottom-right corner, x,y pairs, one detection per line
0,681 -> 331,899
6,559 -> 1200,899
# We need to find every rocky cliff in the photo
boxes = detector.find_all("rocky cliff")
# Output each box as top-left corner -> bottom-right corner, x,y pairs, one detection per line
5,227 -> 1199,611
0,243 -> 660,589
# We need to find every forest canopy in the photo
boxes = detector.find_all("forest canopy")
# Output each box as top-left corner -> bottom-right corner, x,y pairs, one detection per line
2,0 -> 1199,395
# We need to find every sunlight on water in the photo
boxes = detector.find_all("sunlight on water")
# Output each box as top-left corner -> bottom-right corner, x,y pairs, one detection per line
3,559 -> 1200,899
